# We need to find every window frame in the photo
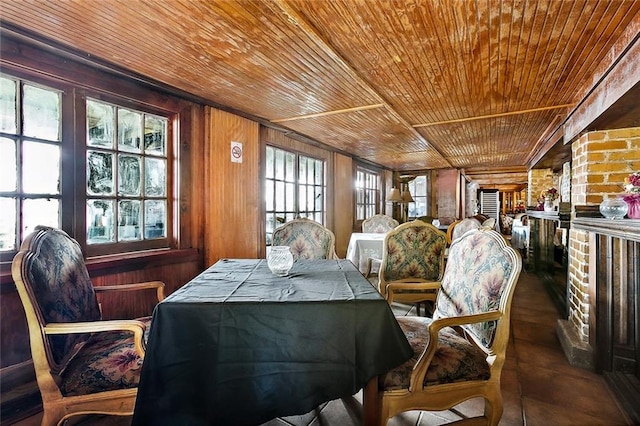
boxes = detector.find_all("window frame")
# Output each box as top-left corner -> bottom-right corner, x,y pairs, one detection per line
78,92 -> 176,256
407,174 -> 431,220
354,165 -> 381,229
0,70 -> 179,261
265,144 -> 326,246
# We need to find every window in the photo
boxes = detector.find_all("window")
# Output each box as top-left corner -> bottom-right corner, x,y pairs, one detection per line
355,167 -> 380,220
408,175 -> 429,218
265,145 -> 325,245
86,99 -> 168,245
0,76 -> 62,252
0,72 -> 174,260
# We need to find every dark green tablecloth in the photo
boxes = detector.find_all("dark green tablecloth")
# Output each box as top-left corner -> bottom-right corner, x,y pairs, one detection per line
132,259 -> 412,425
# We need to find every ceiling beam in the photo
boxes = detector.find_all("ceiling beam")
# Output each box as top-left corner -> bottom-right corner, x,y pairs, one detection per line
270,104 -> 384,123
412,104 -> 573,128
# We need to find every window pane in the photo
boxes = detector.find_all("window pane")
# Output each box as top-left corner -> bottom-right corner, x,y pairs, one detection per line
299,159 -> 307,184
265,147 -> 274,179
23,198 -> 59,238
275,181 -> 285,210
118,108 -> 142,152
145,157 -> 166,197
315,187 -> 323,210
265,180 -> 274,210
0,77 -> 17,134
298,185 -> 306,211
0,138 -> 16,191
118,154 -> 141,196
145,200 -> 165,239
314,159 -> 323,183
87,150 -> 114,195
87,199 -> 115,244
285,182 -> 294,211
118,200 -> 141,241
275,149 -> 285,180
23,85 -> 60,141
285,152 -> 295,182
0,197 -> 16,251
144,115 -> 166,155
87,100 -> 114,148
23,141 -> 60,194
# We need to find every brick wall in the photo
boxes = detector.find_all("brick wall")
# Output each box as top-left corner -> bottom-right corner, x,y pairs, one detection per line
575,128 -> 640,205
528,168 -> 555,206
568,127 -> 640,343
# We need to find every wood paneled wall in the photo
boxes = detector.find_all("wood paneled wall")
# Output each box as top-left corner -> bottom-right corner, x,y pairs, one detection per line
204,108 -> 261,266
437,169 -> 461,220
333,153 -> 354,257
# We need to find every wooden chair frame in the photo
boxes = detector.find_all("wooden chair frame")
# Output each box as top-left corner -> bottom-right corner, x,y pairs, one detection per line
369,229 -> 522,426
377,221 -> 447,309
11,226 -> 165,426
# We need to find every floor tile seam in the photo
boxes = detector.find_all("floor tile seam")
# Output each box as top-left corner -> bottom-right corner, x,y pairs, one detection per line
515,362 -> 612,384
508,325 -> 527,426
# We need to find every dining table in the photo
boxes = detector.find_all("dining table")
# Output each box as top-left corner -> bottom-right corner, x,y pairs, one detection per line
132,258 -> 412,426
345,232 -> 387,274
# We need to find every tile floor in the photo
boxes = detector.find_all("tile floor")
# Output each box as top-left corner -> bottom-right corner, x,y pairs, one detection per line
11,272 -> 631,426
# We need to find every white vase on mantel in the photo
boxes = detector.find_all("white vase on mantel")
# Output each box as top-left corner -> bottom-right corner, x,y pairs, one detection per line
544,199 -> 554,212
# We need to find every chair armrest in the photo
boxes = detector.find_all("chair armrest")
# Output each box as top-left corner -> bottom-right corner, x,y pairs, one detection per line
94,280 -> 165,302
384,280 -> 441,304
408,310 -> 501,391
44,319 -> 147,356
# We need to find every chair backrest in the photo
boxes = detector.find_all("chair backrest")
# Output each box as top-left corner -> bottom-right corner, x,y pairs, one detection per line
11,226 -> 101,375
379,221 -> 447,283
271,217 -> 337,259
482,217 -> 496,229
362,214 -> 399,233
434,228 -> 522,351
450,217 -> 482,242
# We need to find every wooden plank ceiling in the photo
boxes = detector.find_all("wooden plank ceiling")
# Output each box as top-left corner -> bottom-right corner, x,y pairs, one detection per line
2,0 -> 639,189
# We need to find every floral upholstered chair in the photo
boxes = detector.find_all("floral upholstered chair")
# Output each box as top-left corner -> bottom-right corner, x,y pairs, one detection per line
11,226 -> 165,426
362,214 -> 399,233
446,217 -> 482,245
361,214 -> 399,277
369,228 -> 522,426
271,217 -> 337,260
377,221 -> 447,314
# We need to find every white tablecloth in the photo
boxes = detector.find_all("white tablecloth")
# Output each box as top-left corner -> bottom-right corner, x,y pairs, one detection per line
346,232 -> 387,273
511,220 -> 529,249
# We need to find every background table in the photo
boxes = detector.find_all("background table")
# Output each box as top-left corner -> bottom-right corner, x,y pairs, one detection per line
346,232 -> 386,273
511,220 -> 530,249
132,258 -> 412,426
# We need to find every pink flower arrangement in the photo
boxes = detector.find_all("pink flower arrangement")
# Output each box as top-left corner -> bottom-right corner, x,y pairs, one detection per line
622,172 -> 640,219
542,187 -> 559,201
624,172 -> 640,195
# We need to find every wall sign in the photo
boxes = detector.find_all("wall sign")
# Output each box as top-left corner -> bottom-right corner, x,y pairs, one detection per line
231,141 -> 243,163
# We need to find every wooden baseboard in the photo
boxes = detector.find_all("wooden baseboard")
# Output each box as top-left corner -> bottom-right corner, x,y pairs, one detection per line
604,372 -> 640,425
0,361 -> 35,391
1,361 -> 42,424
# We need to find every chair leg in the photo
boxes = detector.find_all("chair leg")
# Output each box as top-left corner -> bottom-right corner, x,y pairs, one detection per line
41,407 -> 65,426
485,391 -> 503,426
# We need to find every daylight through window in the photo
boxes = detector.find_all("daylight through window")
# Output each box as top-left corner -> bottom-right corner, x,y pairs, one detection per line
86,99 -> 168,244
265,145 -> 325,245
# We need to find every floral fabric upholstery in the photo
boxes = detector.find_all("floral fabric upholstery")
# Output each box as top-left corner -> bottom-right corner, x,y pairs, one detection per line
451,217 -> 482,242
272,218 -> 336,260
380,316 -> 490,390
20,226 -> 102,374
60,317 -> 151,396
362,214 -> 399,233
435,229 -> 517,347
381,223 -> 446,282
500,214 -> 513,235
